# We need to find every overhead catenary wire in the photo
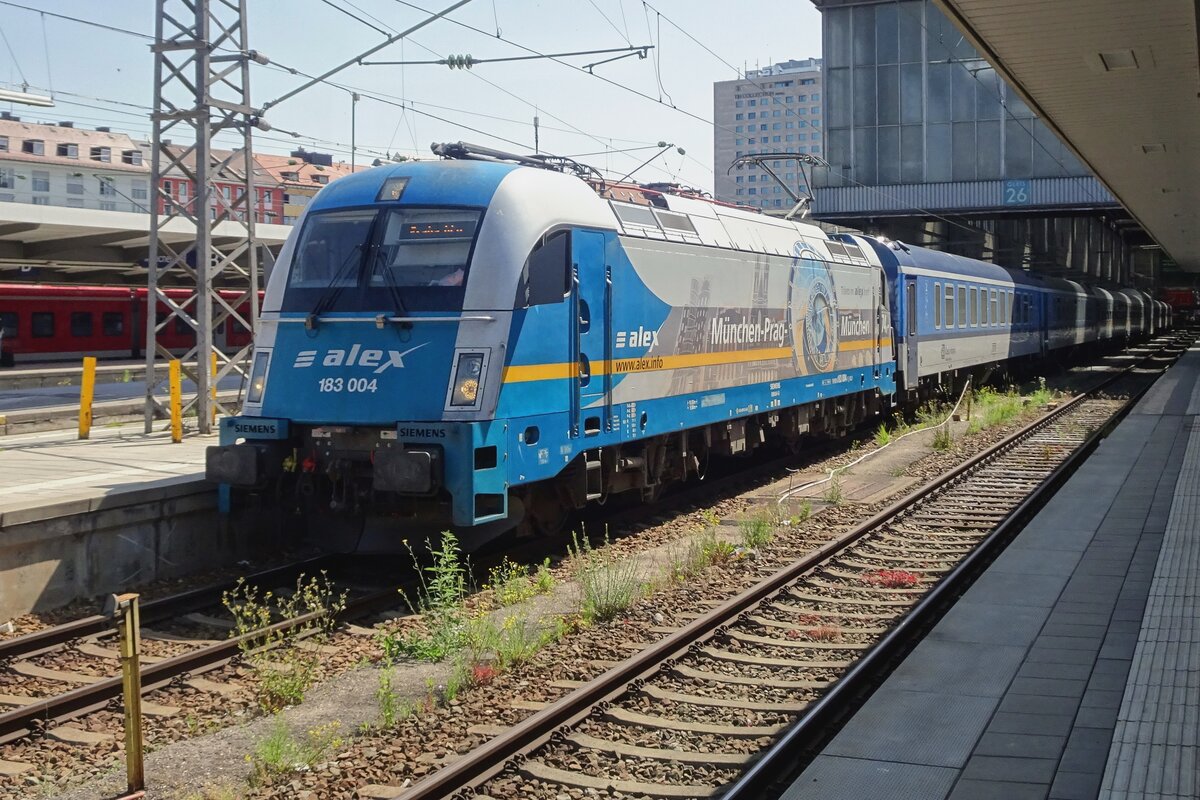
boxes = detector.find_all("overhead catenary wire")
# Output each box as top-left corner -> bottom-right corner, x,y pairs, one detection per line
1,0 -> 689,184
0,21 -> 28,85
260,0 -> 475,112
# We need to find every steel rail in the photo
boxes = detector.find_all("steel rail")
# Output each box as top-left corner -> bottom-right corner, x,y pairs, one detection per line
395,332 -> 1191,800
0,576 -> 404,745
723,331 -> 1192,799
0,554 -> 337,662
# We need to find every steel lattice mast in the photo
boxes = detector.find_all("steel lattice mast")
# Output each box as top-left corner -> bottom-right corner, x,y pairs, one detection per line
146,0 -> 260,434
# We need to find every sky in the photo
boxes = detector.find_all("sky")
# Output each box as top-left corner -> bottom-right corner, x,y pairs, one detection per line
0,1 -> 823,194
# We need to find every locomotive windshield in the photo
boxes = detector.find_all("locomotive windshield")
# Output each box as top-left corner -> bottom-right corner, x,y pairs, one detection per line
281,206 -> 482,313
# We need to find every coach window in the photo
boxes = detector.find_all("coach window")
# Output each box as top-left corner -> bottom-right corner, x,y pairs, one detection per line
969,287 -> 978,326
515,230 -> 571,307
990,289 -> 998,326
31,312 -> 54,338
0,311 -> 16,338
175,316 -> 193,336
957,286 -> 967,327
102,312 -> 125,337
934,282 -> 942,328
943,284 -> 955,329
70,311 -> 93,338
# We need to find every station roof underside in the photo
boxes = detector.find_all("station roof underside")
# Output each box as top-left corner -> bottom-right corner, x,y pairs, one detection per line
934,0 -> 1200,271
0,203 -> 290,278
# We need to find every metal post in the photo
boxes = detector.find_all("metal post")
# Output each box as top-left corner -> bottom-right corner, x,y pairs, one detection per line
147,0 -> 259,435
114,593 -> 145,796
351,92 -> 359,171
79,356 -> 96,440
169,359 -> 182,443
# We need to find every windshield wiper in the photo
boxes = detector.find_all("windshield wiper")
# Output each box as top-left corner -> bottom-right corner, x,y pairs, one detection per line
306,243 -> 366,328
366,244 -> 408,318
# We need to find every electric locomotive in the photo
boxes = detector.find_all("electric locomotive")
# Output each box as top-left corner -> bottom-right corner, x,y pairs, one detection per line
207,143 -> 898,548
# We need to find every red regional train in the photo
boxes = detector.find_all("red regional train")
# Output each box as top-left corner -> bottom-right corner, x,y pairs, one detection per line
0,283 -> 254,366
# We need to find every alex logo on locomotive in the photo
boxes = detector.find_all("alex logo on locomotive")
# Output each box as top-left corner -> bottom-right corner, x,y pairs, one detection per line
291,342 -> 428,373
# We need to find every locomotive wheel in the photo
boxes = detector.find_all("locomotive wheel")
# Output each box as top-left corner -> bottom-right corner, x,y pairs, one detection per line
519,484 -> 571,537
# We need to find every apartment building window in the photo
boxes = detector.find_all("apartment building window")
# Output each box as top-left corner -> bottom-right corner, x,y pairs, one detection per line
178,182 -> 189,201
66,176 -> 84,195
735,113 -> 743,121
312,174 -> 328,184
811,106 -> 820,114
100,201 -> 116,211
98,178 -> 116,196
31,196 -> 49,205
811,93 -> 820,100
31,171 -> 49,192
0,136 -> 7,151
122,150 -> 143,165
131,180 -> 148,200
0,168 -> 13,189
90,146 -> 111,162
785,96 -> 793,103
22,139 -> 44,155
281,171 -> 299,181
66,198 -> 84,208
57,143 -> 79,158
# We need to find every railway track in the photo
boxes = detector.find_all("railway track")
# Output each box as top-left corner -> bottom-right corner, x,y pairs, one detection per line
0,554 -> 402,746
0,334 -> 1184,790
392,331 -> 1191,800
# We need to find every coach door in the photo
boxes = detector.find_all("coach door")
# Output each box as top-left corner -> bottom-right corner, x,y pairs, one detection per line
903,279 -> 919,388
571,230 -> 611,438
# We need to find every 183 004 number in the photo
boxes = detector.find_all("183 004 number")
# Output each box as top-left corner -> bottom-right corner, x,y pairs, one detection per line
317,377 -> 378,393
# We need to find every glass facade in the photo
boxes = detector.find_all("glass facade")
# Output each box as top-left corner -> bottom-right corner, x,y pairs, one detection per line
820,0 -> 1088,188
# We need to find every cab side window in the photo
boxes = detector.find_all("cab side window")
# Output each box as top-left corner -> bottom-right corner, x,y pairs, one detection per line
516,230 -> 571,308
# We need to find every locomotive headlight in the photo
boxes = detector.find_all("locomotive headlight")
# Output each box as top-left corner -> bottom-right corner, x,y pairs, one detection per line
450,353 -> 484,407
247,351 -> 270,404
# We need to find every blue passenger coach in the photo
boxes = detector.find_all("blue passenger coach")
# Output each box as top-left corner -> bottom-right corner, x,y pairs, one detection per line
208,151 -> 897,543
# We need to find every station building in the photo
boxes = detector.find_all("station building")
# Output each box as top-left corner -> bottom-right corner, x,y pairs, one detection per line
808,0 -> 1160,288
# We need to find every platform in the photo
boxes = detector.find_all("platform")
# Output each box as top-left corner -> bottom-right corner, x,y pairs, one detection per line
0,424 -> 219,618
786,346 -> 1200,800
0,424 -> 211,527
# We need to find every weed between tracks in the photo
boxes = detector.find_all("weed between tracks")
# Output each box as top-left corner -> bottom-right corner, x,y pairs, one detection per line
374,532 -> 568,726
247,719 -> 343,786
222,572 -> 347,713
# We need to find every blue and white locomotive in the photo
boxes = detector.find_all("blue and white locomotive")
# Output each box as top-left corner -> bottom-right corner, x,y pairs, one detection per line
207,143 -> 1167,546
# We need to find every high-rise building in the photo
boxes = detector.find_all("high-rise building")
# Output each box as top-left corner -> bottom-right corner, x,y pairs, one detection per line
713,58 -> 824,212
808,0 -> 1154,286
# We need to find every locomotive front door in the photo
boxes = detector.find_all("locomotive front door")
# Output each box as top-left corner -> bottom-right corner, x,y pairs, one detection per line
571,230 -> 611,438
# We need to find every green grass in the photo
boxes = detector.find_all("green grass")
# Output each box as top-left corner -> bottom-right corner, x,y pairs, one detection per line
248,719 -> 343,785
823,475 -> 844,506
570,531 -> 644,622
380,532 -> 471,662
739,513 -> 774,549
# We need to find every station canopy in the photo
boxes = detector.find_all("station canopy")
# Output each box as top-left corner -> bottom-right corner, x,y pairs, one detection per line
934,0 -> 1200,271
0,202 -> 290,285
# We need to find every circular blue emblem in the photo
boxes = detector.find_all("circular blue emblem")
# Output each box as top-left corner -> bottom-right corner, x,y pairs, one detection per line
788,241 -> 839,374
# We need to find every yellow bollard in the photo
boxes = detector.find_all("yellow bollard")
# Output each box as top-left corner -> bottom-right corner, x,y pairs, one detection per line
169,359 -> 182,443
112,593 -> 145,795
210,352 -> 219,426
78,356 -> 97,440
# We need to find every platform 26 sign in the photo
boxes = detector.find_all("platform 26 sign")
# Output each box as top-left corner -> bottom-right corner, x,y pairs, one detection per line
1003,179 -> 1031,206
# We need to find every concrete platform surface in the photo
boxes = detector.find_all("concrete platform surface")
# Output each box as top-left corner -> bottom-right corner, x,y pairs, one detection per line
0,422 -> 212,527
785,345 -> 1200,800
